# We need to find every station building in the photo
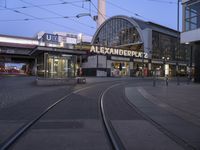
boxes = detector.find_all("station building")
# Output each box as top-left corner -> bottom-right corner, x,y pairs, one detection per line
0,15 -> 190,78
82,15 -> 189,77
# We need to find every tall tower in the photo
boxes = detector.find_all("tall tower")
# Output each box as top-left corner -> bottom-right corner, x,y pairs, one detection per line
97,0 -> 106,27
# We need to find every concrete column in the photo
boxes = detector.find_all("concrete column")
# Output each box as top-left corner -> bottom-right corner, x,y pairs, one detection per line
44,53 -> 48,78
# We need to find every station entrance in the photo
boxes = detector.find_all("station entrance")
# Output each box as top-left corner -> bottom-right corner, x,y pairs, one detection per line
47,55 -> 76,78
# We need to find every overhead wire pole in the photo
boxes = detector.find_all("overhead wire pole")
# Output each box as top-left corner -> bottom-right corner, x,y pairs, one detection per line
177,0 -> 180,85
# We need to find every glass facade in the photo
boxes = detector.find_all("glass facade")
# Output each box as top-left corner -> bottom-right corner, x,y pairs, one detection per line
47,55 -> 76,78
184,1 -> 200,31
37,53 -> 77,78
93,18 -> 142,49
152,31 -> 189,61
152,31 -> 177,60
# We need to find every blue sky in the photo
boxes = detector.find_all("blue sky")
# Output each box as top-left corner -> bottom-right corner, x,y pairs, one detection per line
0,0 -> 181,37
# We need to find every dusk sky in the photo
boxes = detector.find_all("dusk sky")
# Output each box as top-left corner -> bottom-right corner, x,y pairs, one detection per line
0,0 -> 181,37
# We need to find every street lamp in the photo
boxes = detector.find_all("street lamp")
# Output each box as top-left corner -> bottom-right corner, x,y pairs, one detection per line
162,56 -> 170,86
162,56 -> 170,77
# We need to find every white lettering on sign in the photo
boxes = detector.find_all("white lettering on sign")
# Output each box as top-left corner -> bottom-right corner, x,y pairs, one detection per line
90,46 -> 148,58
45,34 -> 58,43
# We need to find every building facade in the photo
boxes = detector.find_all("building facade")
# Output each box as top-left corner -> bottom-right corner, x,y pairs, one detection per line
82,15 -> 189,77
0,15 -> 190,78
181,0 -> 200,82
0,33 -> 90,78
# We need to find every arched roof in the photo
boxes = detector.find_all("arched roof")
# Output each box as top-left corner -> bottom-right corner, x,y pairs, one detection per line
92,15 -> 144,45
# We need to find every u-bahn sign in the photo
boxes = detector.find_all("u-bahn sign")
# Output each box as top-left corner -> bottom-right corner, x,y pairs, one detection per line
90,45 -> 148,58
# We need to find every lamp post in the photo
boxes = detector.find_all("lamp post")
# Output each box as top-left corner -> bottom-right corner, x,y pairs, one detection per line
142,50 -> 144,78
162,56 -> 170,77
176,0 -> 180,85
162,56 -> 170,86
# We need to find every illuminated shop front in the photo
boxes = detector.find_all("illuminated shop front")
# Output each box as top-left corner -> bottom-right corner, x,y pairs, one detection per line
32,33 -> 87,78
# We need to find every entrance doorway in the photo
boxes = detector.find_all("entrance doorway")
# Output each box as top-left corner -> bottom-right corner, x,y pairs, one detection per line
111,61 -> 130,77
47,55 -> 76,78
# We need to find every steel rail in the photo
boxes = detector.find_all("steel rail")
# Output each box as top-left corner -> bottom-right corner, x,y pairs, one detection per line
122,86 -> 196,150
0,85 -> 96,150
100,83 -> 126,150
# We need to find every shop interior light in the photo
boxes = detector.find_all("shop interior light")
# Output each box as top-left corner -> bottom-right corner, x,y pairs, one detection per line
62,54 -> 72,57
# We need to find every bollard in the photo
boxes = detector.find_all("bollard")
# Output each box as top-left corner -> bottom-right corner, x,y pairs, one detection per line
187,75 -> 190,85
177,75 -> 180,85
153,76 -> 156,87
153,71 -> 156,87
165,75 -> 168,86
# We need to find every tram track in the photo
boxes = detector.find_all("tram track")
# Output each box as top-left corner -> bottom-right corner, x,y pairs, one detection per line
99,83 -> 126,150
0,79 -> 191,150
0,81 -> 127,150
0,84 -> 98,150
122,85 -> 196,150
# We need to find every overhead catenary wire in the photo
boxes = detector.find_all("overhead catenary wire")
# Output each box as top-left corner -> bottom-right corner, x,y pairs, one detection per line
0,16 -> 76,22
19,0 -> 95,29
60,0 -> 102,18
0,1 -> 84,11
147,0 -> 177,4
106,0 -> 178,26
106,0 -> 148,20
0,5 -> 93,36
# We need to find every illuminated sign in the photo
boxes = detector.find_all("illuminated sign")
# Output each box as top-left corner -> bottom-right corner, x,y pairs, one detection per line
90,46 -> 148,58
43,33 -> 58,43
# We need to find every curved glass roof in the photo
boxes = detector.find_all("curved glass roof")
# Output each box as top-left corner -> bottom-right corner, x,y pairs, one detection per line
92,16 -> 143,50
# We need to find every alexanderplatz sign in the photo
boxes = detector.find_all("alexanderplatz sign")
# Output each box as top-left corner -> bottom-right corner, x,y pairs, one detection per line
76,45 -> 148,59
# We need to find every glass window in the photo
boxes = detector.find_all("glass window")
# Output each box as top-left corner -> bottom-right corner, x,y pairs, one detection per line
47,55 -> 76,78
185,9 -> 190,19
191,16 -> 197,24
186,21 -> 190,31
93,18 -> 142,48
152,31 -> 178,60
184,1 -> 200,31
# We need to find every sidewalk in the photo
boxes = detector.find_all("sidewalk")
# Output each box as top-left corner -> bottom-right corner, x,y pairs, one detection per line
141,83 -> 200,126
125,82 -> 200,149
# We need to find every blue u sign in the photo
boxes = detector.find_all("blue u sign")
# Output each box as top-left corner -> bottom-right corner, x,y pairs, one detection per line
45,34 -> 58,43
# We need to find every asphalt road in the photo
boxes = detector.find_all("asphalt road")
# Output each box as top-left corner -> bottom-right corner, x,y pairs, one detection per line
0,77 -> 199,150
